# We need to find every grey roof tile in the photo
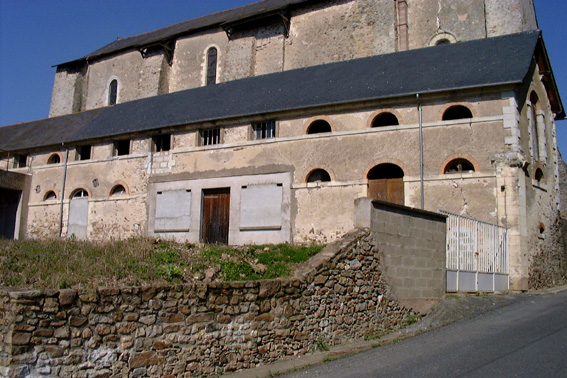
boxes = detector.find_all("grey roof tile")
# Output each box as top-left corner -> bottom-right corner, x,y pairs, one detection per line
0,31 -> 547,152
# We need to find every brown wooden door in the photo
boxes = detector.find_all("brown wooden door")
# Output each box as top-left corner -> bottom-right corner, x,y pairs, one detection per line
202,188 -> 230,244
368,178 -> 404,205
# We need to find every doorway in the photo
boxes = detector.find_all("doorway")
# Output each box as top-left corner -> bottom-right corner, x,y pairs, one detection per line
68,189 -> 89,239
0,188 -> 21,239
367,163 -> 405,205
202,188 -> 230,244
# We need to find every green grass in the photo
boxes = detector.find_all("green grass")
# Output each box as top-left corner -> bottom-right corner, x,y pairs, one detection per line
0,238 -> 324,290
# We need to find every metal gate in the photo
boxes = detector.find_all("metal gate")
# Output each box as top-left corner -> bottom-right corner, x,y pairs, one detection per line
440,210 -> 509,292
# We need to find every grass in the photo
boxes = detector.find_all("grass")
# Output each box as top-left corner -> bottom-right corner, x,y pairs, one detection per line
0,238 -> 324,290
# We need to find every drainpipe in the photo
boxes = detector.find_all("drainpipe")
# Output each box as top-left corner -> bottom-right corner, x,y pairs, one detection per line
58,146 -> 69,238
397,0 -> 409,51
417,93 -> 424,210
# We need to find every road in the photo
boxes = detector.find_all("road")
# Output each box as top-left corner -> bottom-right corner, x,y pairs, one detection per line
280,290 -> 567,378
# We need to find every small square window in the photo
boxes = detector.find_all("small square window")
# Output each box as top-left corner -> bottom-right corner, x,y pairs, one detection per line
152,134 -> 171,152
201,128 -> 221,146
13,154 -> 27,168
114,139 -> 131,156
253,121 -> 276,140
76,145 -> 92,161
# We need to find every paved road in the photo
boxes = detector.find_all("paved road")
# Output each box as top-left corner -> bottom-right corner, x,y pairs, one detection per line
281,291 -> 567,378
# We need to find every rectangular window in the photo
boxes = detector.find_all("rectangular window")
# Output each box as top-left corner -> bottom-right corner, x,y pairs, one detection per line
114,139 -> 131,156
76,145 -> 92,161
253,121 -> 276,140
13,154 -> 27,168
152,134 -> 171,152
201,128 -> 221,146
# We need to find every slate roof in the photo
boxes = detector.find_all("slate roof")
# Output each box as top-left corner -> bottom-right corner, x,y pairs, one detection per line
60,0 -> 310,66
0,30 -> 561,153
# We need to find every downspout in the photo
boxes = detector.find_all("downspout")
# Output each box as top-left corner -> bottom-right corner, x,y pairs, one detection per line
417,93 -> 424,209
58,146 -> 69,238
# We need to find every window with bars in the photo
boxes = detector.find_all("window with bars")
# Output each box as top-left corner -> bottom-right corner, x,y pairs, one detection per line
254,121 -> 276,139
114,139 -> 131,156
76,145 -> 92,161
201,128 -> 221,146
152,134 -> 171,152
13,154 -> 27,168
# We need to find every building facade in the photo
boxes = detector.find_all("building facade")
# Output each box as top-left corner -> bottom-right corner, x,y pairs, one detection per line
0,0 -> 564,290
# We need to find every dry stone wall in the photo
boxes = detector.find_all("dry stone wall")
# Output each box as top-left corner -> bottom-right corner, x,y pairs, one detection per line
0,229 -> 415,378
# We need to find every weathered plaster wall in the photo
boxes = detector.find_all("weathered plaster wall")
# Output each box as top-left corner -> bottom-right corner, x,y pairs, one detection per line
0,229 -> 425,378
485,0 -> 537,37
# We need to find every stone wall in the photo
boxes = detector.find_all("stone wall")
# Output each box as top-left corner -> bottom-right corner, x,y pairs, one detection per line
0,229 -> 417,378
355,198 -> 447,313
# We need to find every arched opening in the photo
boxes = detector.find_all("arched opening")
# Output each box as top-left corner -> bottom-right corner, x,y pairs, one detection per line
367,163 -> 404,205
69,189 -> 89,240
444,159 -> 475,173
436,39 -> 451,45
72,189 -> 88,199
442,105 -> 473,121
108,79 -> 118,106
44,191 -> 57,201
535,168 -> 544,183
110,184 -> 127,196
206,47 -> 217,86
47,154 -> 61,165
529,91 -> 540,160
307,120 -> 332,134
372,112 -> 399,127
306,169 -> 331,183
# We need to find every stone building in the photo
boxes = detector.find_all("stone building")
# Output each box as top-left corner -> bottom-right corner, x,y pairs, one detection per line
0,0 -> 564,290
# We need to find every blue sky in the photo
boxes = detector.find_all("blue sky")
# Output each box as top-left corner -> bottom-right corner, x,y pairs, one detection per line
1,0 -> 566,156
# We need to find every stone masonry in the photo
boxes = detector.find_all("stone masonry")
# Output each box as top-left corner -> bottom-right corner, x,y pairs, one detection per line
0,229 -> 417,377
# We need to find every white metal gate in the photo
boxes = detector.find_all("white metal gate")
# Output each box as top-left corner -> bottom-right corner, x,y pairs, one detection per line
439,210 -> 509,292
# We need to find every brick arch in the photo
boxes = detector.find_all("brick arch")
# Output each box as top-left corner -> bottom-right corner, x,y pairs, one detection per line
69,187 -> 91,200
367,108 -> 404,128
437,102 -> 479,121
439,153 -> 481,175
108,181 -> 130,197
303,116 -> 335,134
302,165 -> 336,184
362,159 -> 409,183
429,31 -> 457,46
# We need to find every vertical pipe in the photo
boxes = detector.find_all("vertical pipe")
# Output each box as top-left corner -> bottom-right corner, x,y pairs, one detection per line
417,94 -> 424,209
58,147 -> 69,238
397,0 -> 409,51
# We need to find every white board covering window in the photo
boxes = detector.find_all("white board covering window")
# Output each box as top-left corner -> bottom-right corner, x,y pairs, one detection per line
240,184 -> 282,230
155,190 -> 191,232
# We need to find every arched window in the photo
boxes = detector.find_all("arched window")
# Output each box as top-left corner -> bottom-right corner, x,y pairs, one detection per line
47,154 -> 61,165
367,163 -> 405,205
306,169 -> 331,183
436,39 -> 451,45
372,112 -> 399,127
72,189 -> 89,199
535,168 -> 544,184
444,159 -> 475,173
108,79 -> 118,105
44,191 -> 57,201
206,47 -> 217,86
529,92 -> 540,161
442,105 -> 473,121
307,120 -> 332,134
110,184 -> 127,196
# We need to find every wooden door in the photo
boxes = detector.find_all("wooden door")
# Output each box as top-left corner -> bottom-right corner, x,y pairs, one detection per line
368,178 -> 404,205
202,188 -> 230,244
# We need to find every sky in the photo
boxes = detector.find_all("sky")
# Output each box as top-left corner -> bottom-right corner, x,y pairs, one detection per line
0,0 -> 566,156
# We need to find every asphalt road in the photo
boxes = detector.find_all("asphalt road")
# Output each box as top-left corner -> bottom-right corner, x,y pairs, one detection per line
280,291 -> 567,378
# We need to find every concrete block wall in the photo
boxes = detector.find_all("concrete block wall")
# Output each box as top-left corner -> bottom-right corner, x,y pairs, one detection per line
355,198 -> 446,313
